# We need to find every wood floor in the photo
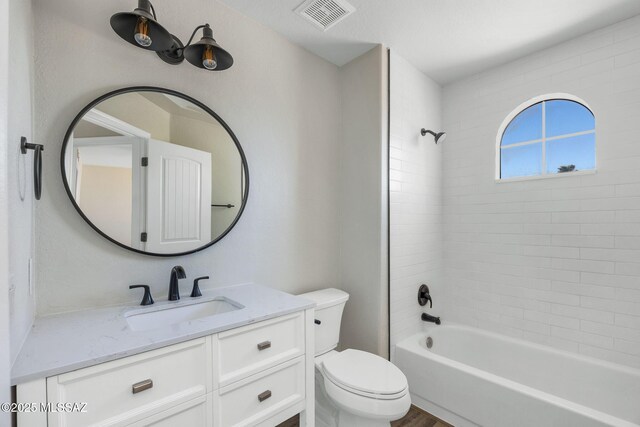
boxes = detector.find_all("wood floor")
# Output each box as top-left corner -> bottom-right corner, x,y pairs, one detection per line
277,413 -> 300,427
392,405 -> 453,427
277,405 -> 452,426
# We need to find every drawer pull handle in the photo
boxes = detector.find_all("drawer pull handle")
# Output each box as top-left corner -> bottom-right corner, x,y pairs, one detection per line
314,319 -> 321,325
257,341 -> 271,351
258,390 -> 272,402
132,379 -> 153,394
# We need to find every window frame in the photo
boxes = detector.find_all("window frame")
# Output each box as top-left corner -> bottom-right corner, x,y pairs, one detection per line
495,93 -> 595,182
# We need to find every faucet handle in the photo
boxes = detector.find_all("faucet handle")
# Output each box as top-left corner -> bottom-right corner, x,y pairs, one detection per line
191,276 -> 209,298
418,284 -> 432,307
130,285 -> 154,306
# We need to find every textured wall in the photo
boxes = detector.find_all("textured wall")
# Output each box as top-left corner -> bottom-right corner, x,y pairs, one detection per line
8,0 -> 36,365
0,0 -> 11,418
389,52 -> 443,355
33,0 -> 342,315
338,45 -> 389,357
442,15 -> 640,368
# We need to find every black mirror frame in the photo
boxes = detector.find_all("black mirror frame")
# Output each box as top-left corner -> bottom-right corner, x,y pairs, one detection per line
60,86 -> 250,257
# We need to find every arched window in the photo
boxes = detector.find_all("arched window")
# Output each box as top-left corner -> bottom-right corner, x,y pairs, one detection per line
497,94 -> 595,180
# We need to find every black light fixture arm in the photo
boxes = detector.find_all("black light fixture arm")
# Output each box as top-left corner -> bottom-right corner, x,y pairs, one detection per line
147,1 -> 157,20
184,24 -> 210,48
134,0 -> 156,20
159,23 -> 210,63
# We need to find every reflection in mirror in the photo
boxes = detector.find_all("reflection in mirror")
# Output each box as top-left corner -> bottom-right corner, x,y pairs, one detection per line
63,89 -> 248,255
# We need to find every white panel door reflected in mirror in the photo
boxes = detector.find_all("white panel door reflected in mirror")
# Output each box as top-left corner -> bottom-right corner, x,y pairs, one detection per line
62,88 -> 248,256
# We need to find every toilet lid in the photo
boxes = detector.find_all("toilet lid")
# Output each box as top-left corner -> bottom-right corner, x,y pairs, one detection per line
322,349 -> 408,397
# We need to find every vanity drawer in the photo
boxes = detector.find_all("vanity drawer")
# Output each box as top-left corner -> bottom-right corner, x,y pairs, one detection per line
215,356 -> 305,427
47,338 -> 210,427
128,393 -> 213,427
215,312 -> 304,386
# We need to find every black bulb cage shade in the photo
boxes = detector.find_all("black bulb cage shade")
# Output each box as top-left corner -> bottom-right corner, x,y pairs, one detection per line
184,38 -> 234,71
110,0 -> 174,52
110,1 -> 233,71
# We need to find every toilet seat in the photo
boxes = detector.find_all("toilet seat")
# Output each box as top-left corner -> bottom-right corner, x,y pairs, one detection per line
321,349 -> 408,400
321,366 -> 411,421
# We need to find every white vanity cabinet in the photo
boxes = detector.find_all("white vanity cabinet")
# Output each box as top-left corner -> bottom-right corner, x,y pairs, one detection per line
17,309 -> 315,427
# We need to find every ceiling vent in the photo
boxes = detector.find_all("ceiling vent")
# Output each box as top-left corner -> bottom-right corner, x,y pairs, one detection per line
295,0 -> 355,31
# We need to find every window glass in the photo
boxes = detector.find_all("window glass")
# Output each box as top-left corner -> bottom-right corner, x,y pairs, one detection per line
546,133 -> 596,174
501,143 -> 542,179
546,100 -> 594,138
501,102 -> 543,146
499,96 -> 595,180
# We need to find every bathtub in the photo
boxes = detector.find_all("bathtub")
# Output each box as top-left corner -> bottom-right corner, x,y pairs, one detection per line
395,324 -> 640,427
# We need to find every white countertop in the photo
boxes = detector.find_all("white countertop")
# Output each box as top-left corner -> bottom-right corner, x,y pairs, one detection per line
11,284 -> 315,385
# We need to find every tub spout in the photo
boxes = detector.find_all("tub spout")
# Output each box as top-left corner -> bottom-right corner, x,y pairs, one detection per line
422,312 -> 441,325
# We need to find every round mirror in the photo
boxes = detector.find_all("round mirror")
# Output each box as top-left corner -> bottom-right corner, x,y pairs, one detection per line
61,86 -> 249,256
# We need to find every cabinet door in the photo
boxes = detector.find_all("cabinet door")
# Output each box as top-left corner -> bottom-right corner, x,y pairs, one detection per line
128,393 -> 212,427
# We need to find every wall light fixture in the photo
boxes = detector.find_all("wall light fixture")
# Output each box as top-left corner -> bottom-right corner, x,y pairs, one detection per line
110,0 -> 233,71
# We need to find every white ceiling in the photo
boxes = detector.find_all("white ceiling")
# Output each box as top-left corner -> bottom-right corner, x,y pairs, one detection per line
220,0 -> 640,84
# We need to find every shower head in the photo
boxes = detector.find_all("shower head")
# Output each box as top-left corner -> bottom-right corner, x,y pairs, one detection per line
421,129 -> 446,144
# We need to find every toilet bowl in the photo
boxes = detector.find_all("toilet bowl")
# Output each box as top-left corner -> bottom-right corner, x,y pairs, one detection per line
299,288 -> 411,427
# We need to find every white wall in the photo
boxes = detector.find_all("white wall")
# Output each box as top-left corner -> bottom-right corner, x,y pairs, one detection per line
8,0 -> 36,366
338,45 -> 389,358
34,0 -> 342,314
389,52 -> 443,355
442,15 -> 640,369
0,0 -> 12,419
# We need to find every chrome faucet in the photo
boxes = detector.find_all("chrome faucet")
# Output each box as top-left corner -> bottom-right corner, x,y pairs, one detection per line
169,266 -> 186,301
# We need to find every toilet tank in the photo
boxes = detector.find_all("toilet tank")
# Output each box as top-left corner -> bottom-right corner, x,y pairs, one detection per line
298,288 -> 349,356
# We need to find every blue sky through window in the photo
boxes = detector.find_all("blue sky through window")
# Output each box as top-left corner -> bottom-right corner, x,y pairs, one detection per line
502,102 -> 542,146
500,98 -> 595,179
547,133 -> 595,173
501,143 -> 542,178
546,100 -> 594,137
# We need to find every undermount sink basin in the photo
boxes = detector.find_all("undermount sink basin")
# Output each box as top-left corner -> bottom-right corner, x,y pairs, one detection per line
125,297 -> 243,331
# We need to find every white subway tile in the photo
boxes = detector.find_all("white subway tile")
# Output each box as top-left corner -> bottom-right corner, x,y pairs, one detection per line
616,262 -> 640,276
434,15 -> 640,368
551,235 -> 615,248
614,339 -> 640,357
579,344 -> 640,369
550,304 -> 614,324
551,258 -> 615,274
524,245 -> 579,259
581,272 -> 640,290
581,320 -> 640,343
580,296 -> 640,316
551,281 -> 616,299
616,313 -> 640,330
551,325 -> 614,349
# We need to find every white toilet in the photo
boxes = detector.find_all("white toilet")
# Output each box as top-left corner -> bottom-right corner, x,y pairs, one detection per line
299,288 -> 411,427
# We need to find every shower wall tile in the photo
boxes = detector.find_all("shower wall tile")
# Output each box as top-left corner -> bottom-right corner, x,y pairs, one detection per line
389,52 -> 442,357
442,14 -> 640,369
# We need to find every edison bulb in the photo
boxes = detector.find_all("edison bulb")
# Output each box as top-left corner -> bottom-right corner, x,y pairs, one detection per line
134,17 -> 152,47
202,45 -> 217,70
